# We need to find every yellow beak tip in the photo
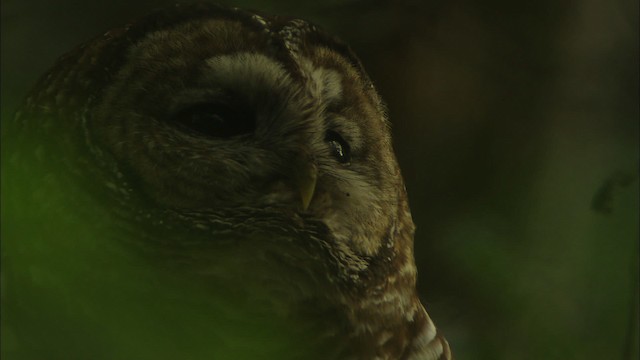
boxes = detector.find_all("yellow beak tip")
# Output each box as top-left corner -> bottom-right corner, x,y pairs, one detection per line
294,158 -> 317,211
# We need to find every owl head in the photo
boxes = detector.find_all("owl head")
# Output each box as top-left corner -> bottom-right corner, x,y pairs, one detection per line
6,3 -> 449,359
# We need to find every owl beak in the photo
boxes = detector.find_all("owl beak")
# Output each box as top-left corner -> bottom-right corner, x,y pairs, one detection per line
292,153 -> 318,211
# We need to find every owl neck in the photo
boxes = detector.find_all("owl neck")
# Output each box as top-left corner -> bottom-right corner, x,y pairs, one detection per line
396,302 -> 452,360
330,204 -> 450,358
339,279 -> 450,359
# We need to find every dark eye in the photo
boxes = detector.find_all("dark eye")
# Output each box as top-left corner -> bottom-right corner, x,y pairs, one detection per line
325,130 -> 351,164
171,102 -> 255,138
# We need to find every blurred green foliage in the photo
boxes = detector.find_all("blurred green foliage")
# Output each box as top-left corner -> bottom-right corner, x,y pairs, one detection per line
1,134 -> 319,359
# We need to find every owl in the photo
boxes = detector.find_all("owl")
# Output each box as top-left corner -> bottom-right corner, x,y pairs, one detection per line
2,3 -> 451,360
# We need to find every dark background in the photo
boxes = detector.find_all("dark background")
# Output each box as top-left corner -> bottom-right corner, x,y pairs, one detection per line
2,0 -> 638,358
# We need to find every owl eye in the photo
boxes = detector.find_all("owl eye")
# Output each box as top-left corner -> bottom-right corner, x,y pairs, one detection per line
171,102 -> 255,138
325,130 -> 351,164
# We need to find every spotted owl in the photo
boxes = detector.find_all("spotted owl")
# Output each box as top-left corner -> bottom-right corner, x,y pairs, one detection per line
2,3 -> 451,359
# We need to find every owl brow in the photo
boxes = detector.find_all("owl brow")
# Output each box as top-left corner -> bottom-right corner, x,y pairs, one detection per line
304,31 -> 372,88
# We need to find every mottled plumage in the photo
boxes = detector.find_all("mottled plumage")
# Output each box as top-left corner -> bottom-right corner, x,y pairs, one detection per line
3,3 -> 451,359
